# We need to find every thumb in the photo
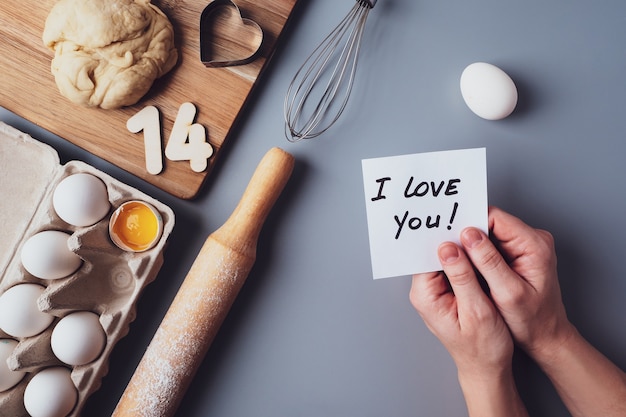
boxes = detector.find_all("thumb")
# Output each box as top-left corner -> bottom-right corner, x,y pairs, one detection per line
459,227 -> 530,307
438,242 -> 490,308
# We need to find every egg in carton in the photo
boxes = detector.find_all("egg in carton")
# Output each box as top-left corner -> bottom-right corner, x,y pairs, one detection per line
0,122 -> 175,417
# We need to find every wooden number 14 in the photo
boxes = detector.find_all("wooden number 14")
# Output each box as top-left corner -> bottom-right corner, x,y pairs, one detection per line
127,102 -> 214,175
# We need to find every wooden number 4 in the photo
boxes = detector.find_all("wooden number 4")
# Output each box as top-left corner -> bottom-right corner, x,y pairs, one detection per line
127,102 -> 214,175
166,102 -> 214,173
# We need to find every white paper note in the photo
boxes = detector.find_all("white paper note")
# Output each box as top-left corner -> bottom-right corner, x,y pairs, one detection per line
362,148 -> 488,279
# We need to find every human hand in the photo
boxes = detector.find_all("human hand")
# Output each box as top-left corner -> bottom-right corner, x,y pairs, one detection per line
457,206 -> 574,361
412,206 -> 624,417
410,242 -> 514,379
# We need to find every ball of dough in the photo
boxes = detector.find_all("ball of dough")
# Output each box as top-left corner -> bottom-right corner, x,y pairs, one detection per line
42,0 -> 178,109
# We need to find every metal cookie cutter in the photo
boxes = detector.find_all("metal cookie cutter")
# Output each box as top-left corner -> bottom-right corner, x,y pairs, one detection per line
200,0 -> 264,67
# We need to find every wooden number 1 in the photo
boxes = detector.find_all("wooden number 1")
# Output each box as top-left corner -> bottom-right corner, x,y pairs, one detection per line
127,102 -> 214,174
127,106 -> 163,175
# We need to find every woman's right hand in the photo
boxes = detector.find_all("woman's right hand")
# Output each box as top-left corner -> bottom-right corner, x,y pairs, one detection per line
456,206 -> 574,361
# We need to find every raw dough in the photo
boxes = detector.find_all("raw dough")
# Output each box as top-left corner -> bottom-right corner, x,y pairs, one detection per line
42,0 -> 178,109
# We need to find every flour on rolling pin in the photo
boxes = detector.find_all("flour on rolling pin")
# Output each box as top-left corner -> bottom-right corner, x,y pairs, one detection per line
113,147 -> 295,417
121,264 -> 240,415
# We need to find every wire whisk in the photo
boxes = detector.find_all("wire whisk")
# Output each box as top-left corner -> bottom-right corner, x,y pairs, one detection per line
284,0 -> 377,142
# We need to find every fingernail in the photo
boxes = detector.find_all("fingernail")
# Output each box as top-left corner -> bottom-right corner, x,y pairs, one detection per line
462,228 -> 483,248
439,244 -> 460,264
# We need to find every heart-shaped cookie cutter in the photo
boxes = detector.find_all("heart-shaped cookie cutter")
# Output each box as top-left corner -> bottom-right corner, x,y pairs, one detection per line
200,0 -> 264,67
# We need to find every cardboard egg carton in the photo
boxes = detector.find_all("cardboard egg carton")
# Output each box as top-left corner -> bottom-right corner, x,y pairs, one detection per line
0,122 -> 175,416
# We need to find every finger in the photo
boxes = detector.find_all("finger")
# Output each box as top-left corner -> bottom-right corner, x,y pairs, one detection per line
488,206 -> 531,234
488,206 -> 528,236
460,226 -> 528,303
410,271 -> 461,336
489,207 -> 556,268
437,242 -> 490,309
409,271 -> 451,314
460,227 -> 515,278
488,206 -> 549,255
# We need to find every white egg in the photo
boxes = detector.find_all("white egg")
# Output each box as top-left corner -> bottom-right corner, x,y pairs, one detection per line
53,173 -> 110,227
23,367 -> 78,417
51,311 -> 106,366
0,339 -> 26,392
460,62 -> 518,120
0,284 -> 54,338
21,230 -> 82,280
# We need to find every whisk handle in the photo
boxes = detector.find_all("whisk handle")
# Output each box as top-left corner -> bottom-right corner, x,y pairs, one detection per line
361,0 -> 377,8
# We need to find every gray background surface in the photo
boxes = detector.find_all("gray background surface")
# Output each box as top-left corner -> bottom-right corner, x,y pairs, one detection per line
2,0 -> 625,415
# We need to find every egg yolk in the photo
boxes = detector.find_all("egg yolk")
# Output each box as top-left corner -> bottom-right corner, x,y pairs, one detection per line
111,202 -> 159,251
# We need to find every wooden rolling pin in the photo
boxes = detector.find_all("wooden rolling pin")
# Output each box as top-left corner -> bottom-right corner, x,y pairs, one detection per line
112,147 -> 295,417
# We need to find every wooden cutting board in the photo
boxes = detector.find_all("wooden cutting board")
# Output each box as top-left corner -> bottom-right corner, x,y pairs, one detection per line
0,0 -> 298,199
